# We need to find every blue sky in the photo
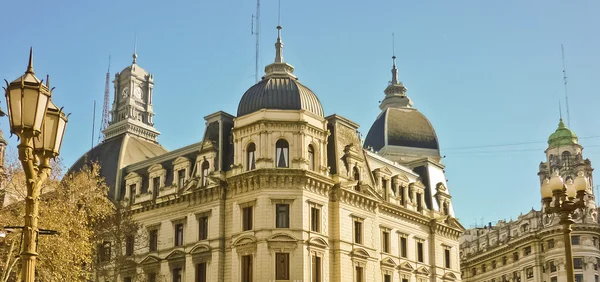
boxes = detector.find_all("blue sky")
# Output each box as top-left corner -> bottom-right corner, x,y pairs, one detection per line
1,0 -> 599,227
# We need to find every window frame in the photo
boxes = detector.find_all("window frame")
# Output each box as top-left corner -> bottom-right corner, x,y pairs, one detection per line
353,217 -> 364,245
275,252 -> 290,280
247,142 -> 256,171
275,204 -> 290,228
241,255 -> 253,282
275,139 -> 290,168
174,222 -> 184,247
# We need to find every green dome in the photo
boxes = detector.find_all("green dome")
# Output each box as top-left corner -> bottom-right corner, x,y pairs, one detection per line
548,119 -> 578,147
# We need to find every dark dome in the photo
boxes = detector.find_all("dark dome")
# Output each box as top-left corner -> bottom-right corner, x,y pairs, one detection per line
237,77 -> 324,117
364,108 -> 439,152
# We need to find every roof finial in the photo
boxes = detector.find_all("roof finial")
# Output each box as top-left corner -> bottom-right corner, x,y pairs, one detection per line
391,33 -> 399,85
26,47 -> 35,74
132,33 -> 138,64
274,0 -> 284,63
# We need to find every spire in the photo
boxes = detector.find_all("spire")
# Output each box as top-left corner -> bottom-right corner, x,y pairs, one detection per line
391,33 -> 399,84
132,33 -> 138,64
391,55 -> 399,85
274,25 -> 284,63
26,47 -> 34,74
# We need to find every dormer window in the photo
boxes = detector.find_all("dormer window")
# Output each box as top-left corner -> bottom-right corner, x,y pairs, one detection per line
247,143 -> 256,171
177,169 -> 185,188
201,161 -> 210,186
562,151 -> 572,169
353,167 -> 360,191
308,145 -> 315,171
276,139 -> 289,168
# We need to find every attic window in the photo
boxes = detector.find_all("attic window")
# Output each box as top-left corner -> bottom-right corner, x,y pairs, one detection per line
201,161 -> 210,186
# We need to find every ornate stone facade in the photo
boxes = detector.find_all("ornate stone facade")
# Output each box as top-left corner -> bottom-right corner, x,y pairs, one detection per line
90,27 -> 464,282
459,120 -> 600,282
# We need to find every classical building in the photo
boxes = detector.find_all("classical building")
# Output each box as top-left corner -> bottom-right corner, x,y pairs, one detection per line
459,120 -> 600,282
71,26 -> 464,282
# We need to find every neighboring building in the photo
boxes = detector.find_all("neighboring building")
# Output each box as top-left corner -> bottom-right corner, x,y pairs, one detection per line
459,120 -> 600,282
71,26 -> 464,282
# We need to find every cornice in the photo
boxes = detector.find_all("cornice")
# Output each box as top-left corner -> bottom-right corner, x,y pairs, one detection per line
227,169 -> 335,198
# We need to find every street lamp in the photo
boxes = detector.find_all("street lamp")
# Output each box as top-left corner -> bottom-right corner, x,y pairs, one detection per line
541,170 -> 589,282
2,48 -> 68,282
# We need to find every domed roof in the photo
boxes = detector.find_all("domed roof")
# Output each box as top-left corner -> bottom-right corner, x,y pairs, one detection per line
237,77 -> 324,117
118,53 -> 149,79
548,119 -> 578,147
237,26 -> 323,118
364,108 -> 439,152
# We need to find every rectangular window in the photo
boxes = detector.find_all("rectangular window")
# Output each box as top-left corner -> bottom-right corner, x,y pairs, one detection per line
149,229 -> 158,251
575,274 -> 583,282
172,268 -> 182,282
275,253 -> 289,280
312,255 -> 321,282
178,169 -> 186,188
198,216 -> 208,240
276,204 -> 289,228
354,220 -> 363,244
595,275 -> 598,282
574,257 -> 583,269
417,242 -> 424,262
445,248 -> 451,268
416,193 -> 423,211
548,239 -> 555,249
241,255 -> 253,282
382,230 -> 390,253
400,236 -> 407,258
513,252 -> 519,261
572,236 -> 581,245
129,184 -> 136,204
147,273 -> 156,282
99,241 -> 111,262
152,177 -> 159,199
550,261 -> 557,272
124,277 -> 132,282
526,267 -> 533,278
125,235 -> 134,256
400,187 -> 406,206
384,274 -> 391,282
402,279 -> 409,282
382,179 -> 388,200
174,223 -> 184,246
242,206 -> 253,231
551,277 -> 557,282
524,246 -> 531,256
355,266 -> 364,282
311,207 -> 321,232
196,262 -> 207,282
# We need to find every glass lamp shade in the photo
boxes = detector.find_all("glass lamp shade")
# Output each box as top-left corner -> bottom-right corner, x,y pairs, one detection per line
565,179 -> 576,198
549,171 -> 564,192
33,100 -> 67,158
4,69 -> 51,137
540,179 -> 552,199
574,171 -> 588,192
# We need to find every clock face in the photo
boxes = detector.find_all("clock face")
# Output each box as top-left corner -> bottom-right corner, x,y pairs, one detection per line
122,87 -> 130,98
134,86 -> 143,100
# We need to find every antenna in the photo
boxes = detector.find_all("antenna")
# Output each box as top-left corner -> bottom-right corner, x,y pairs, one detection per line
91,100 -> 96,150
251,0 -> 261,82
392,32 -> 395,57
561,45 -> 571,127
559,99 -> 562,120
278,0 -> 281,26
99,56 -> 111,142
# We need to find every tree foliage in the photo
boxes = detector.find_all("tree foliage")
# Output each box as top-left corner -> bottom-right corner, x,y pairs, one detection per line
0,154 -> 117,281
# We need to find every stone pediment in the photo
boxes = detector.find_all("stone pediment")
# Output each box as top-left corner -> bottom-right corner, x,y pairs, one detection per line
398,261 -> 414,272
307,237 -> 329,249
165,250 -> 186,261
267,233 -> 298,243
410,180 -> 426,190
416,266 -> 430,276
443,272 -> 458,281
148,163 -> 164,173
232,235 -> 257,248
139,255 -> 161,265
374,166 -> 393,176
173,156 -> 191,166
350,248 -> 370,259
124,172 -> 141,181
380,257 -> 397,268
190,244 -> 211,254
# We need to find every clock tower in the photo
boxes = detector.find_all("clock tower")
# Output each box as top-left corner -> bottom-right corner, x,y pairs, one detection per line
103,53 -> 160,143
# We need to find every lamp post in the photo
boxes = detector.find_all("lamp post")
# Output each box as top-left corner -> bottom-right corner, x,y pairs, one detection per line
2,48 -> 68,282
540,170 -> 589,282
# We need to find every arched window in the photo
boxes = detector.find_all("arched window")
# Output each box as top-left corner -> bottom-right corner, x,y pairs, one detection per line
247,143 -> 256,171
201,161 -> 210,186
562,151 -> 572,169
443,202 -> 449,216
353,166 -> 360,191
308,145 -> 315,171
276,139 -> 289,168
